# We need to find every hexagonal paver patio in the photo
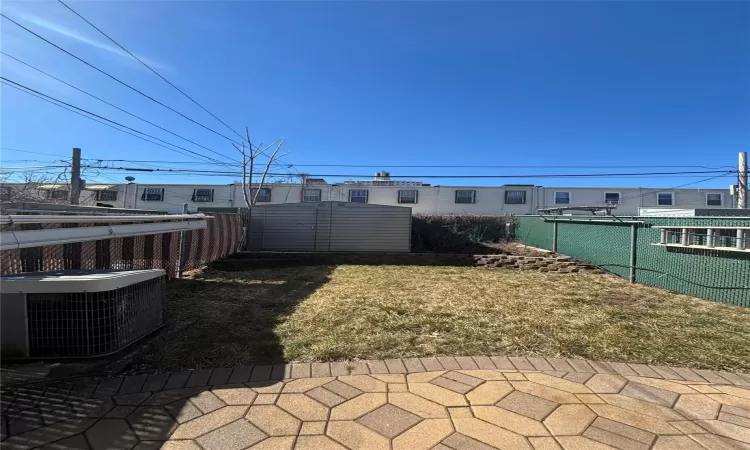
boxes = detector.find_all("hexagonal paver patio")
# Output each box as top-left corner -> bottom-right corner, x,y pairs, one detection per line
2,357 -> 750,449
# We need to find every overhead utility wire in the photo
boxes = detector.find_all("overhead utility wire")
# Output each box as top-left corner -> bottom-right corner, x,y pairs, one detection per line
588,173 -> 737,206
49,159 -> 737,170
1,78 -> 228,164
0,148 -> 70,158
1,52 -> 237,165
0,13 -> 243,150
87,172 -> 737,180
244,164 -> 735,170
0,165 -> 69,170
56,0 -> 245,142
82,166 -> 736,179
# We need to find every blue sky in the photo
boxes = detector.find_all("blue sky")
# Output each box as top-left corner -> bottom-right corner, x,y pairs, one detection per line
1,1 -> 748,188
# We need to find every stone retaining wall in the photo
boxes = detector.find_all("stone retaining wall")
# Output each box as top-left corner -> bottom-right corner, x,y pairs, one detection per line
214,252 -> 604,274
472,255 -> 603,273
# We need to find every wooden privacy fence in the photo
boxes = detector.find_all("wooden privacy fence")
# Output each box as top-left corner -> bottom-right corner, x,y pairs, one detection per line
0,214 -> 244,278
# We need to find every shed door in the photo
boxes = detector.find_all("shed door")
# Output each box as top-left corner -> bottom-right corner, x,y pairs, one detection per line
261,205 -> 318,251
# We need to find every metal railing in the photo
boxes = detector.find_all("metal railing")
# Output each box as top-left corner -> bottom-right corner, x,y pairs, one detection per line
655,226 -> 750,252
0,212 -> 244,278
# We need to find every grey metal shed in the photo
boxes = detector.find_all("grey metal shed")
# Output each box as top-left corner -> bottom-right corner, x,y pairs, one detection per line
247,202 -> 411,252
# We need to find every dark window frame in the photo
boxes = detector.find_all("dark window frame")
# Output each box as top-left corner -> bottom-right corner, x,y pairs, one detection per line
96,190 -> 118,201
349,189 -> 369,203
706,193 -> 722,206
454,190 -> 476,204
252,187 -> 272,202
141,188 -> 164,202
47,189 -> 70,200
505,190 -> 526,204
604,192 -> 621,205
657,192 -> 674,206
192,188 -> 214,202
554,191 -> 571,205
398,189 -> 419,204
1,186 -> 12,201
302,188 -> 322,202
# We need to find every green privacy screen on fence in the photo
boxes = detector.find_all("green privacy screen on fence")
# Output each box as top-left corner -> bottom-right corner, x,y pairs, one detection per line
515,215 -> 750,307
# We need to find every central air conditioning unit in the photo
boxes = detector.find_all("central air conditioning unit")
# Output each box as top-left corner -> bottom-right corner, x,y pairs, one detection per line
1,269 -> 166,359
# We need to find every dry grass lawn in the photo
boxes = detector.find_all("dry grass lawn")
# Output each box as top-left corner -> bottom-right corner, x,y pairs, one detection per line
135,265 -> 750,372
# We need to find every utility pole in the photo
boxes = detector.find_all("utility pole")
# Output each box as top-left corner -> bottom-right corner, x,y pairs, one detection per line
739,152 -> 748,209
299,173 -> 308,202
70,147 -> 82,205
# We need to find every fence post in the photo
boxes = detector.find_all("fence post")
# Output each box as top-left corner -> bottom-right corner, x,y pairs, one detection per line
176,203 -> 189,278
737,229 -> 746,251
629,224 -> 638,283
552,220 -> 558,252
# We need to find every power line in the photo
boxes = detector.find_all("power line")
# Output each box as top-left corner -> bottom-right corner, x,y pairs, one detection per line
52,159 -> 740,171
3,84 -> 205,163
242,164 -> 735,170
0,13 -> 243,150
591,174 -> 736,206
0,165 -> 70,170
1,51 -> 237,164
3,81 -> 232,166
0,148 -> 70,158
56,0 -> 245,142
83,165 -> 736,179
1,77 -> 233,165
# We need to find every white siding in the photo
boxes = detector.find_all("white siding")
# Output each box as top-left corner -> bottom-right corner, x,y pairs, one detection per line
1,181 -> 738,215
535,187 -> 732,215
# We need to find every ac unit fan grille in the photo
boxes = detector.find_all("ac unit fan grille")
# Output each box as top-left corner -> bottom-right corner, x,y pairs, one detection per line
26,277 -> 165,358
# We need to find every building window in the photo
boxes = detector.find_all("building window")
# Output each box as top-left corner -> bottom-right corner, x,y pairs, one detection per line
604,192 -> 621,205
505,190 -> 526,204
657,192 -> 673,206
554,192 -> 571,205
455,190 -> 476,204
252,188 -> 272,202
302,189 -> 321,202
96,190 -> 118,202
349,189 -> 369,203
46,189 -> 69,200
141,188 -> 164,202
398,190 -> 418,204
706,193 -> 722,206
192,188 -> 214,202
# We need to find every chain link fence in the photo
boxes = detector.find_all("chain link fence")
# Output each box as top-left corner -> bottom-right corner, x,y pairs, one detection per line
0,213 -> 244,278
515,215 -> 750,307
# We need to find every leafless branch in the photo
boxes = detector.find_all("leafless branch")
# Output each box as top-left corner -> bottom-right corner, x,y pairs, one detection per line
253,139 -> 286,204
235,127 -> 292,207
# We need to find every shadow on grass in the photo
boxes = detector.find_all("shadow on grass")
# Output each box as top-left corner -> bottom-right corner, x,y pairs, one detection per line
0,265 -> 335,448
133,265 -> 336,371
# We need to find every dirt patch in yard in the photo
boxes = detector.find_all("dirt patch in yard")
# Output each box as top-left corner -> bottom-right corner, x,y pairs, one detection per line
132,265 -> 750,373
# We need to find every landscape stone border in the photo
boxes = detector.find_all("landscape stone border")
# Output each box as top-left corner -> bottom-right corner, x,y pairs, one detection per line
215,252 -> 604,273
4,356 -> 748,397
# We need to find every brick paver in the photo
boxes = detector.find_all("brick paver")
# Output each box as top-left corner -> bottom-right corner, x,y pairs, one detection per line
2,357 -> 749,449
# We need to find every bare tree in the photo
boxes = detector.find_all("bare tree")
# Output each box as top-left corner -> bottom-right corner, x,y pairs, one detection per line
233,127 -> 289,207
0,169 -> 71,204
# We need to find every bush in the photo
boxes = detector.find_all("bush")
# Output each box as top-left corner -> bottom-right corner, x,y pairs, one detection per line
412,214 -> 515,253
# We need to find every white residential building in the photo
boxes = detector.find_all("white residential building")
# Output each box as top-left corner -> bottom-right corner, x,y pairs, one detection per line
1,179 -> 740,216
